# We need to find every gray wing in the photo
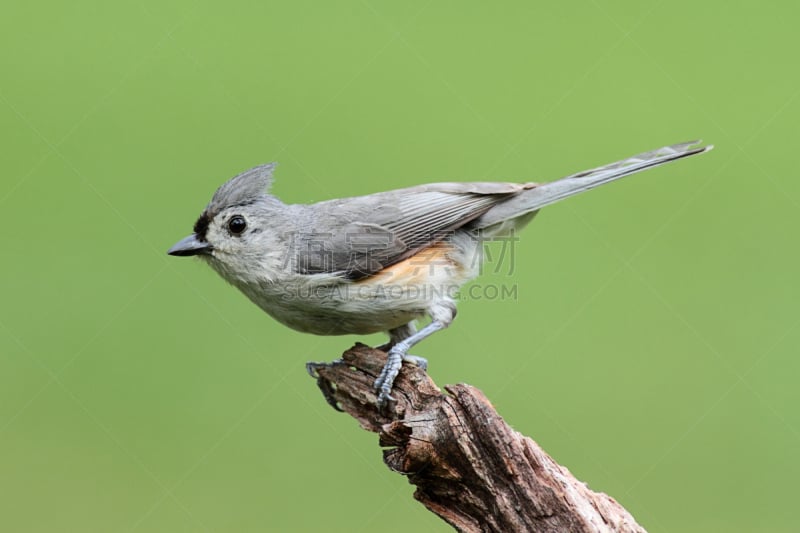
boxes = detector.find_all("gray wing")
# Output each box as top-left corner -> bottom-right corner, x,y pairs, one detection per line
290,140 -> 712,280
291,182 -> 530,280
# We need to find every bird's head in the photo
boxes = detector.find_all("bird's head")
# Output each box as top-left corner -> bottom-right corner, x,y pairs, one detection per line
167,163 -> 282,281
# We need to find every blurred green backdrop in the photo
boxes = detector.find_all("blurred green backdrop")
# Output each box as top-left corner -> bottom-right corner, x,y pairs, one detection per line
1,1 -> 797,531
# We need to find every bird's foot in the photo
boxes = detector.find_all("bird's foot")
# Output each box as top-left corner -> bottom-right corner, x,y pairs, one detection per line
374,349 -> 401,409
373,345 -> 429,409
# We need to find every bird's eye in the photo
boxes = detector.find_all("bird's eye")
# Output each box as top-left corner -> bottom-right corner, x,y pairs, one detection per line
228,215 -> 247,235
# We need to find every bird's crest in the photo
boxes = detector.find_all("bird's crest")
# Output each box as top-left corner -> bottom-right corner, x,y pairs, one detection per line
193,163 -> 277,241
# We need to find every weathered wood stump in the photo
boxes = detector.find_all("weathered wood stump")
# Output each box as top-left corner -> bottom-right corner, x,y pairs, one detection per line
307,343 -> 646,533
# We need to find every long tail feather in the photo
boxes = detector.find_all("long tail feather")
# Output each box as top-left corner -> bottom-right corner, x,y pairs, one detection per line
476,141 -> 713,228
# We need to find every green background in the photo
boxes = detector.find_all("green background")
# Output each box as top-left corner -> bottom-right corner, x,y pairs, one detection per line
1,1 -> 797,531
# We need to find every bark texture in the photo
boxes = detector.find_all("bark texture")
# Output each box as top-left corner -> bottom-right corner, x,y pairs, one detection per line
307,344 -> 646,533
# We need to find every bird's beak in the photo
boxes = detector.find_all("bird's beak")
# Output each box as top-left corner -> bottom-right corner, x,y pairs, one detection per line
167,235 -> 213,257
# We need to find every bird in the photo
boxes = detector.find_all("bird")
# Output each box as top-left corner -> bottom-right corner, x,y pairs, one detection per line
168,141 -> 712,407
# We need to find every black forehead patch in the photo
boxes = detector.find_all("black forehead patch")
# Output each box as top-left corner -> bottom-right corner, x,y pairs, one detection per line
193,212 -> 211,242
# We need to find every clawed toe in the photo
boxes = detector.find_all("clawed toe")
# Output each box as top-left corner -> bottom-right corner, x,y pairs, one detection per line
402,354 -> 428,371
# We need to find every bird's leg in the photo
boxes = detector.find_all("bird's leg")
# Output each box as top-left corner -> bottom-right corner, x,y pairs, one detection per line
379,329 -> 430,371
374,303 -> 455,408
374,321 -> 443,407
376,322 -> 417,352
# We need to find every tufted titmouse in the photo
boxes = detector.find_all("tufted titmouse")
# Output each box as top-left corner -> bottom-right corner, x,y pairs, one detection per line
168,141 -> 711,406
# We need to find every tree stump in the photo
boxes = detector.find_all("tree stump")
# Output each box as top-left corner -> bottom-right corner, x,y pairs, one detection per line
306,343 -> 646,533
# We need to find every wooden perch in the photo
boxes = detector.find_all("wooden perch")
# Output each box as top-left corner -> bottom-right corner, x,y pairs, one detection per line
306,344 -> 646,533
